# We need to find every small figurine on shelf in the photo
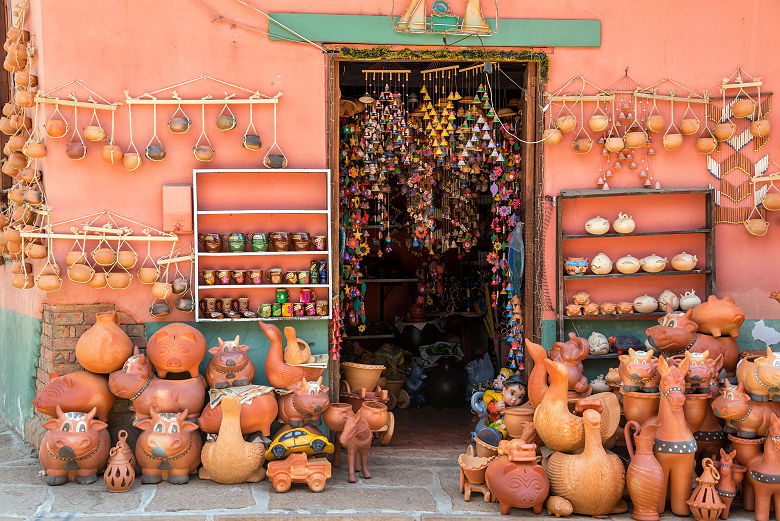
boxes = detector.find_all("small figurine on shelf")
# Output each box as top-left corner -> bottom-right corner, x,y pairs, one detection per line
482,373 -> 528,438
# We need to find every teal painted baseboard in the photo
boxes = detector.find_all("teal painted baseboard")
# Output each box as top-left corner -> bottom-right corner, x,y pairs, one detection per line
0,308 -> 41,434
145,321 -> 330,386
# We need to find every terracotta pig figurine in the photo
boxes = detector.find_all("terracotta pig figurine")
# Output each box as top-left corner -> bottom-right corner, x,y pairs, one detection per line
691,295 -> 745,339
277,377 -> 330,433
39,406 -> 110,486
198,388 -> 278,436
549,332 -> 590,394
109,346 -> 206,420
135,408 -> 202,484
339,409 -> 373,483
33,371 -> 115,422
205,335 -> 256,389
712,381 -> 780,438
645,306 -> 739,373
736,347 -> 780,402
146,323 -> 207,378
716,448 -> 746,520
618,348 -> 659,393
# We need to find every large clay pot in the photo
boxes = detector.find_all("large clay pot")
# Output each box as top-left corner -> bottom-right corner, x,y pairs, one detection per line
647,114 -> 665,133
359,401 -> 389,431
750,119 -> 771,139
622,390 -> 660,426
426,356 -> 466,409
543,128 -> 562,145
341,362 -> 385,393
696,136 -> 718,154
731,99 -> 755,118
714,122 -> 736,141
323,403 -> 354,432
75,311 -> 133,374
625,421 -> 664,521
504,404 -> 535,438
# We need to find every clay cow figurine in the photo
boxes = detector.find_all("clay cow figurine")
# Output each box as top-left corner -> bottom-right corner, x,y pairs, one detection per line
736,347 -> 780,402
645,306 -> 739,374
277,377 -> 330,434
549,332 -> 590,395
146,323 -> 207,378
618,349 -> 659,393
198,387 -> 278,436
109,346 -> 206,420
39,406 -> 110,486
340,409 -> 373,483
205,335 -> 256,389
712,381 -> 780,438
33,371 -> 115,422
135,408 -> 202,484
691,295 -> 745,339
682,350 -> 722,393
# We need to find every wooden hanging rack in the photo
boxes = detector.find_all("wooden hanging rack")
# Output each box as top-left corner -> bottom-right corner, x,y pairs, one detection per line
751,173 -> 780,183
156,253 -> 194,266
544,93 -> 616,102
459,63 -> 491,74
125,74 -> 281,106
422,64 -> 460,76
19,230 -> 178,242
361,69 -> 412,75
633,91 -> 710,104
34,94 -> 119,111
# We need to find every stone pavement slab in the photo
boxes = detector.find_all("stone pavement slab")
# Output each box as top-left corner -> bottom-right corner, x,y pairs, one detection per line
0,484 -> 48,517
267,484 -> 437,512
147,480 -> 255,512
51,481 -> 145,513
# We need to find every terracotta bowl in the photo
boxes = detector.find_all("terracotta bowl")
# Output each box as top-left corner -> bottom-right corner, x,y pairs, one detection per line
474,436 -> 499,458
695,137 -> 717,154
458,448 -> 494,485
66,142 -> 86,160
604,137 -> 624,153
11,273 -> 33,289
762,193 -> 780,211
571,137 -> 593,154
45,119 -> 68,139
36,274 -> 62,292
88,272 -> 107,289
542,128 -> 562,146
194,145 -> 215,162
92,248 -> 116,267
341,362 -> 385,393
714,122 -> 736,141
242,134 -> 261,151
555,114 -> 577,133
117,250 -> 138,269
264,153 -> 287,169
646,114 -> 665,133
216,114 -> 237,131
145,145 -> 166,161
731,99 -> 755,118
10,261 -> 31,274
750,119 -> 771,139
68,263 -> 95,283
662,133 -> 683,151
504,403 -> 535,439
84,125 -> 106,142
23,141 -> 46,159
23,189 -> 42,205
680,118 -> 700,135
106,272 -> 132,290
137,267 -> 159,285
152,281 -> 172,299
744,218 -> 769,237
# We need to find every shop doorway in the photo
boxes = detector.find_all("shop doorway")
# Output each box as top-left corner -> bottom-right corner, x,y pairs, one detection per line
331,57 -> 541,448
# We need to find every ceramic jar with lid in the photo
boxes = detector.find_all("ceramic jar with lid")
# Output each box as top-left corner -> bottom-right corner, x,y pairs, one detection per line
616,255 -> 641,274
585,216 -> 610,235
590,253 -> 613,275
671,252 -> 698,271
658,289 -> 680,311
613,213 -> 635,234
640,254 -> 667,273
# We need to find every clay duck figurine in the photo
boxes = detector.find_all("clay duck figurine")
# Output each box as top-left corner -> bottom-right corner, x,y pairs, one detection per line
199,395 -> 265,484
533,357 -> 620,452
544,408 -> 628,516
525,339 -> 550,408
259,321 -> 324,390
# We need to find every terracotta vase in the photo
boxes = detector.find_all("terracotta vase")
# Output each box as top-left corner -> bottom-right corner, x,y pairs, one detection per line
486,440 -> 549,515
622,390 -> 660,426
104,430 -> 135,492
625,421 -> 664,521
74,311 -> 133,374
341,362 -> 385,393
683,391 -> 712,433
504,404 -> 535,438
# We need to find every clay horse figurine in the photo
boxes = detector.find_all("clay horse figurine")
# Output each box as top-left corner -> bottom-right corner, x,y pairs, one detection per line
339,409 -> 372,483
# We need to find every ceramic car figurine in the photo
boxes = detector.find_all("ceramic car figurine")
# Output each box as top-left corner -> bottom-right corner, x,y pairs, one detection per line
265,428 -> 334,461
266,452 -> 331,493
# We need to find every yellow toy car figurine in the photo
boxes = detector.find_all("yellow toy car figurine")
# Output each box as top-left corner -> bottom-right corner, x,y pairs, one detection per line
265,428 -> 334,461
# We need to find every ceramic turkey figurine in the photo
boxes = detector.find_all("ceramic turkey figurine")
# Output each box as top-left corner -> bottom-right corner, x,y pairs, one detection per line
544,408 -> 627,516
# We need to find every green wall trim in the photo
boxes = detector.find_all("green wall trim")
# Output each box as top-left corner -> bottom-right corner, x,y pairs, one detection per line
0,307 -> 41,434
268,14 -> 601,48
144,321 -> 330,387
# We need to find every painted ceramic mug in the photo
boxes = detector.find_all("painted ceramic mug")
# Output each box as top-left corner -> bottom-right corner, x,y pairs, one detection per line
202,269 -> 216,285
275,288 -> 289,303
281,302 -> 294,317
216,269 -> 231,285
198,233 -> 222,253
249,269 -> 263,285
305,302 -> 316,316
221,233 -> 246,253
297,271 -> 310,284
247,233 -> 269,252
293,302 -> 304,316
259,303 -> 272,318
292,232 -> 311,251
231,269 -> 246,285
269,232 -> 289,252
272,303 -> 282,317
300,288 -> 316,303
267,268 -> 283,285
284,271 -> 298,285
316,300 -> 328,316
312,235 -> 327,251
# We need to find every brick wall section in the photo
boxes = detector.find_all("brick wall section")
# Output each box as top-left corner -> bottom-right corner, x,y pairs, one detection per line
25,303 -> 147,448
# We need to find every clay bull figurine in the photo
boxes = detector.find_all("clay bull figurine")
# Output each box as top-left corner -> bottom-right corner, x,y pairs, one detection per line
205,335 -> 255,389
135,408 -> 202,484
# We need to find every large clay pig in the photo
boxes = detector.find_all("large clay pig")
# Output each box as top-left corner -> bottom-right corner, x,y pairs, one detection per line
33,371 -> 115,421
146,323 -> 207,377
136,408 -> 202,484
198,388 -> 278,436
691,295 -> 745,338
205,336 -> 256,389
109,346 -> 206,420
39,406 -> 110,486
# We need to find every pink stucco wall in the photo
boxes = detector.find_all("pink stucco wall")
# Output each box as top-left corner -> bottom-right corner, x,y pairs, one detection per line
7,0 -> 779,323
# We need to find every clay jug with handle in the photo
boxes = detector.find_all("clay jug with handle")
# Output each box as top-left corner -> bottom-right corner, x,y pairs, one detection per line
626,421 -> 665,521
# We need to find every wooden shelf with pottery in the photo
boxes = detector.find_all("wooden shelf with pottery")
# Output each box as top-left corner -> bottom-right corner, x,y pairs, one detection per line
563,228 -> 710,240
198,284 -> 330,290
197,251 -> 328,257
563,269 -> 710,280
564,312 -> 665,320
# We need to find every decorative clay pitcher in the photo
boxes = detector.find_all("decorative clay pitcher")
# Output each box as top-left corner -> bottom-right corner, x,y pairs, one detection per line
198,233 -> 222,253
625,421 -> 664,521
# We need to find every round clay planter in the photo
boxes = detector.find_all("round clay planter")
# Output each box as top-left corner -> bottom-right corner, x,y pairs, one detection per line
588,114 -> 609,133
264,153 -> 287,169
323,403 -> 354,432
84,125 -> 106,142
137,267 -> 159,284
682,391 -> 711,432
571,137 -> 593,154
474,436 -> 498,458
731,99 -> 755,118
458,449 -> 494,485
145,145 -> 166,161
23,141 -> 46,159
555,114 -> 577,133
92,247 -> 116,267
67,263 -> 95,283
102,144 -> 123,164
75,311 -> 133,373
763,193 -> 780,211
65,142 -> 86,160
680,118 -> 700,135
662,133 -> 683,151
744,218 -> 769,237
36,274 -> 62,292
22,189 -> 42,205
152,281 -> 172,299
25,243 -> 46,259
542,128 -> 562,146
624,131 -> 647,148
88,272 -> 107,289
646,114 -> 665,133
122,152 -> 141,171
168,116 -> 190,134
360,401 -> 389,431
504,404 -> 536,438
341,362 -> 385,393
106,272 -> 132,289
750,119 -> 771,138
193,145 -> 215,162
13,71 -> 36,88
621,390 -> 660,427
14,89 -> 34,107
65,250 -> 87,266
714,122 -> 736,141
242,134 -> 261,151
45,119 -> 68,139
171,276 -> 189,295
116,251 -> 137,269
696,137 -> 718,154
10,260 -> 31,274
216,114 -> 237,131
7,133 -> 27,152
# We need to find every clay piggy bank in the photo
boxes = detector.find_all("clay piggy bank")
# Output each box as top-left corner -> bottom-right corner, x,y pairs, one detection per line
600,303 -> 617,315
713,381 -> 780,438
618,349 -> 659,392
205,335 -> 256,389
198,385 -> 278,436
277,377 -> 330,432
617,302 -> 634,314
485,440 -> 549,515
39,406 -> 110,486
33,371 -> 115,421
109,346 -> 206,420
645,306 -> 739,374
736,347 -> 780,402
135,408 -> 202,484
565,304 -> 582,317
691,295 -> 745,338
549,332 -> 590,394
583,303 -> 600,316
146,323 -> 207,378
572,291 -> 591,306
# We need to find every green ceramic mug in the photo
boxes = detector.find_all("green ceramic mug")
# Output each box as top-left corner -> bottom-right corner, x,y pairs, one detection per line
247,233 -> 269,252
221,233 -> 246,253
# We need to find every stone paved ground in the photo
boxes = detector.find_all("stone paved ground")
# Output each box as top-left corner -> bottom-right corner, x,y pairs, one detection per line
0,419 -> 755,521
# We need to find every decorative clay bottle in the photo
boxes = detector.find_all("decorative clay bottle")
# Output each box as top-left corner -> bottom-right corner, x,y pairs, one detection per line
625,421 -> 664,521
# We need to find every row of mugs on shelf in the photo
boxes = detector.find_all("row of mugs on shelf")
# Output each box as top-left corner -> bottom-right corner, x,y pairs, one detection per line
198,232 -> 326,253
202,262 -> 327,285
565,289 -> 701,316
199,296 -> 328,319
565,252 -> 698,275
